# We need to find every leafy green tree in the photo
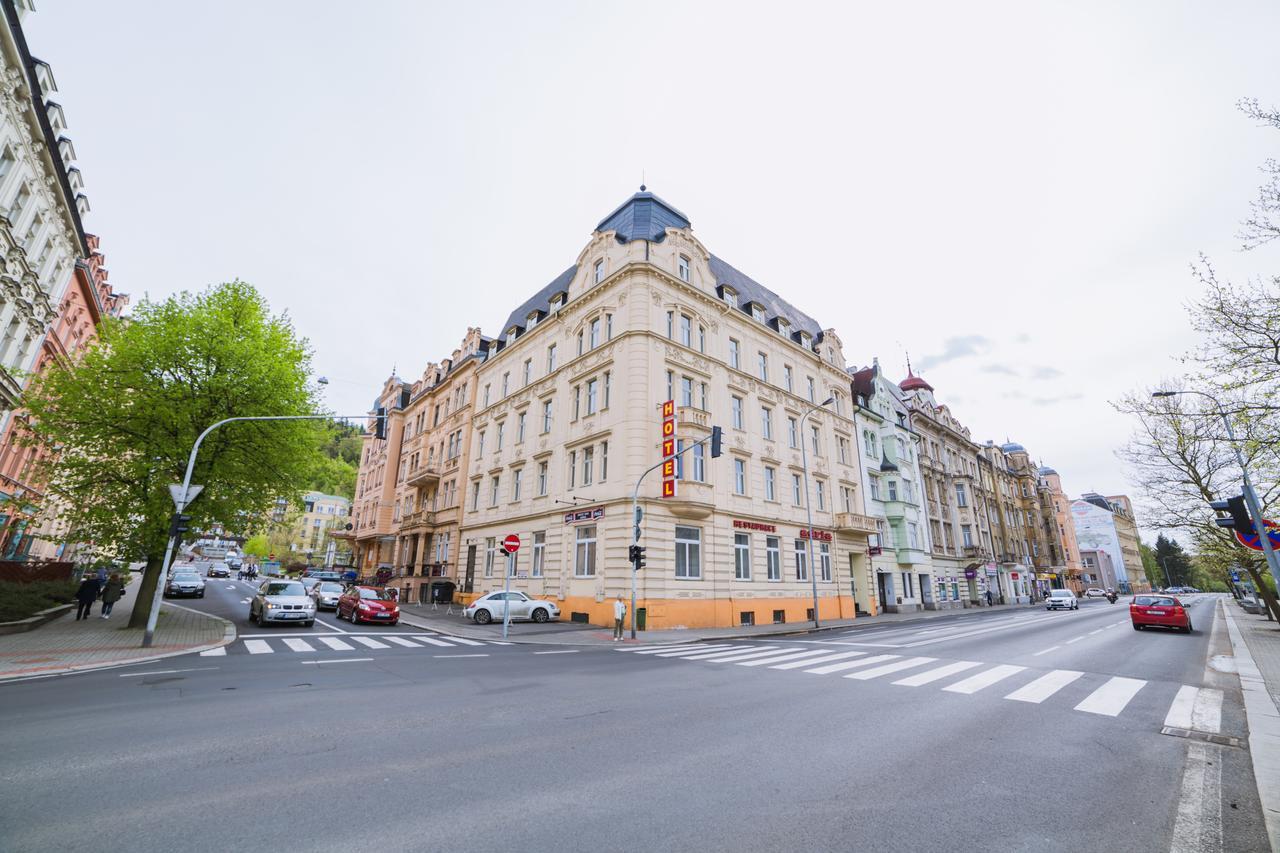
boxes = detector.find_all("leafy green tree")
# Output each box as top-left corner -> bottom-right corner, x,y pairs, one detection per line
22,281 -> 324,628
1139,541 -> 1162,588
243,533 -> 269,560
1153,535 -> 1194,587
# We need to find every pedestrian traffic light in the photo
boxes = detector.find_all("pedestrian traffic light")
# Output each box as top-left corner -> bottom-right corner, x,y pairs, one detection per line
1210,494 -> 1253,532
170,514 -> 191,536
374,407 -> 387,440
710,425 -> 723,459
629,544 -> 647,570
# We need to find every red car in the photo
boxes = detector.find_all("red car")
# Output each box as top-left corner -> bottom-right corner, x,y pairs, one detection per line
336,585 -> 400,626
1131,594 -> 1192,633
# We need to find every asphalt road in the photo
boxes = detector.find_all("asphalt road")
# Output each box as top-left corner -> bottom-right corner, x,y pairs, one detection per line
0,594 -> 1266,853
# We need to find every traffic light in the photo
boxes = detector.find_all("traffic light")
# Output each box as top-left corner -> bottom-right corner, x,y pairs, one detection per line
710,425 -> 723,459
629,544 -> 647,570
170,514 -> 191,537
1210,494 -> 1253,533
374,406 -> 387,440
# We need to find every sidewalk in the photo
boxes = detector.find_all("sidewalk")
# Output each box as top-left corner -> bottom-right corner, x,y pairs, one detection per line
0,600 -> 233,682
398,599 -> 1046,647
1222,598 -> 1280,851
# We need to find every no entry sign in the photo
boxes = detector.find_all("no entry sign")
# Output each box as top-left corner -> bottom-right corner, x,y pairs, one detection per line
502,534 -> 521,554
1235,519 -> 1280,552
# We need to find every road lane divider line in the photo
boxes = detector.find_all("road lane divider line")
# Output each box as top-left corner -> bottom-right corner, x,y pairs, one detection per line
804,654 -> 898,675
943,664 -> 1026,694
892,660 -> 982,686
301,658 -> 373,665
119,667 -> 219,677
282,639 -> 315,653
351,636 -> 390,649
844,656 -> 937,681
1004,669 -> 1083,703
1169,741 -> 1224,853
1087,629 -> 1104,635
1065,635 -> 1087,644
434,654 -> 488,658
1075,676 -> 1146,716
1031,646 -> 1061,657
534,650 -> 580,655
319,637 -> 354,651
770,651 -> 867,670
244,639 -> 272,655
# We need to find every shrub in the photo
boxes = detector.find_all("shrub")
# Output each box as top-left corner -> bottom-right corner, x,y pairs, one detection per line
0,580 -> 79,622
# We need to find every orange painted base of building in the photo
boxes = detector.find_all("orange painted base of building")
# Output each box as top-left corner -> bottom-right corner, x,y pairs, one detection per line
537,594 -> 856,630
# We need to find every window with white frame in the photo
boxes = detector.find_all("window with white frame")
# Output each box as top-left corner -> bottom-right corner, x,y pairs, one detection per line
731,396 -> 743,429
838,436 -> 850,464
604,371 -> 611,408
765,466 -> 777,501
497,421 -> 505,450
678,254 -> 690,282
784,365 -> 793,392
962,525 -> 973,547
792,473 -> 803,506
692,443 -> 705,482
955,483 -> 967,506
807,376 -> 816,402
512,468 -> 523,501
489,475 -> 500,506
679,314 -> 692,347
794,539 -> 808,580
575,525 -> 597,576
816,479 -> 826,510
470,480 -> 480,511
811,425 -> 821,457
522,358 -> 532,386
908,522 -> 920,549
484,537 -> 496,577
887,479 -> 898,501
819,542 -> 831,581
766,536 -> 781,580
723,288 -> 737,309
788,417 -> 799,449
734,458 -> 746,495
594,259 -> 604,283
532,532 -> 545,576
589,317 -> 601,349
601,440 -> 608,481
568,450 -> 576,488
477,430 -> 486,457
582,446 -> 594,485
587,378 -> 599,414
734,533 -> 751,580
517,412 -> 526,443
841,485 -> 854,513
729,338 -> 740,369
537,461 -> 548,496
680,375 -> 693,407
573,385 -> 581,419
751,304 -> 765,323
675,525 -> 701,579
758,352 -> 768,382
542,400 -> 553,433
761,406 -> 773,440
666,311 -> 674,339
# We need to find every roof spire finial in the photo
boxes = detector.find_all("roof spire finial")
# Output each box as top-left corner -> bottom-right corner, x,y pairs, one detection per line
905,350 -> 914,377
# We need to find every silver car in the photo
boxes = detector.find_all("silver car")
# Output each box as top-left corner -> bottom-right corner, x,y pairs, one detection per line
464,591 -> 560,624
164,571 -> 206,598
250,579 -> 316,627
310,581 -> 345,611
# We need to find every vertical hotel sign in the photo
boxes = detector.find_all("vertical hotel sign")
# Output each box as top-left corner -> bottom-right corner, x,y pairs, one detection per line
661,399 -> 677,498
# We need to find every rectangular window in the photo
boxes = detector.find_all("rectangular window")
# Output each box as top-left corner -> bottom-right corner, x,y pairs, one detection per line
819,542 -> 832,582
765,467 -> 776,501
734,533 -> 751,580
502,373 -> 509,397
784,365 -> 793,393
497,421 -> 505,450
807,376 -> 816,403
678,254 -> 690,282
962,525 -> 973,547
681,375 -> 694,407
838,437 -> 850,465
542,400 -> 553,433
871,478 -> 882,501
908,522 -> 920,549
955,484 -> 968,507
811,425 -> 821,457
601,440 -> 609,481
788,417 -> 799,449
666,311 -> 674,339
758,352 -> 768,382
587,378 -> 599,414
477,430 -> 486,457
842,485 -> 854,513
606,313 -> 613,340
484,537 -> 496,577
577,330 -> 584,356
816,480 -> 826,511
537,461 -> 548,496
575,526 -> 597,576
766,537 -> 781,580
698,326 -> 705,353
729,338 -> 740,370
594,259 -> 604,283
792,473 -> 803,506
699,382 -> 708,410
734,459 -> 746,495
887,480 -> 898,501
512,468 -> 523,501
582,446 -> 594,485
761,407 -> 773,440
604,371 -> 611,408
483,384 -> 491,407
731,395 -> 743,429
692,443 -> 705,482
666,370 -> 674,401
590,317 -> 601,349
794,539 -> 808,581
679,314 -> 692,347
470,480 -> 480,511
517,412 -> 526,443
532,532 -> 546,576
675,526 -> 701,579
902,572 -> 914,599
489,475 -> 500,506
569,450 -> 576,488
522,358 -> 532,386
573,385 -> 581,420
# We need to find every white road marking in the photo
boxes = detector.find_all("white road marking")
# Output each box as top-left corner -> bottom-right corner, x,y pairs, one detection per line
533,650 -> 580,655
225,585 -> 236,590
1087,629 -> 1103,635
1165,685 -> 1199,730
805,654 -> 899,675
301,658 -> 373,664
1031,646 -> 1061,657
413,636 -> 458,647
844,656 -> 937,681
1004,670 -> 1083,704
434,654 -> 488,658
282,638 -> 315,652
1167,685 -> 1224,733
382,636 -> 422,648
119,667 -> 219,677
892,660 -> 982,686
943,664 -> 1026,694
1065,635 -> 1087,644
651,645 -> 744,658
624,644 -> 708,654
736,649 -> 838,667
491,641 -> 514,645
319,637 -> 354,651
244,639 -> 273,655
1169,741 -> 1224,853
696,647 -> 786,663
444,637 -> 485,646
351,636 -> 390,649
1075,676 -> 1146,716
771,651 -> 867,670
199,647 -> 227,657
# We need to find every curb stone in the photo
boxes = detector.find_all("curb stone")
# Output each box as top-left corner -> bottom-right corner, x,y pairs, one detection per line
1222,600 -> 1280,851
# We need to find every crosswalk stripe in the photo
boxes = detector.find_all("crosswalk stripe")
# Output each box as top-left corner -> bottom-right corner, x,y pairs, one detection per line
414,637 -> 456,647
805,654 -> 899,675
625,644 -> 707,654
771,651 -> 866,670
688,647 -> 783,662
1075,676 -> 1146,716
844,656 -> 937,681
736,649 -> 838,667
1004,670 -> 1083,703
244,640 -> 272,655
1164,685 -> 1198,729
352,636 -> 391,649
319,637 -> 354,651
283,639 -> 315,652
445,637 -> 485,646
943,664 -> 1026,694
892,660 -> 981,686
199,647 -> 227,657
382,637 -> 421,648
651,645 -> 742,658
1192,688 -> 1223,733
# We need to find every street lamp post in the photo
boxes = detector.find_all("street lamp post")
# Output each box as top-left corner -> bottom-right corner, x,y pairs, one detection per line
800,397 -> 835,629
1152,389 -> 1280,593
1159,555 -> 1172,590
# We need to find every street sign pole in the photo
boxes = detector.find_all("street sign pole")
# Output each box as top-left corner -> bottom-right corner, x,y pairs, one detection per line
501,534 -> 520,639
143,482 -> 203,648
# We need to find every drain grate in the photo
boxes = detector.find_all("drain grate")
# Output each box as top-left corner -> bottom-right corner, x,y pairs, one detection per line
1160,726 -> 1244,749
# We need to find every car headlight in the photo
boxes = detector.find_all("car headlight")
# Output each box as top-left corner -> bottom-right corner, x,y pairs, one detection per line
358,602 -> 371,611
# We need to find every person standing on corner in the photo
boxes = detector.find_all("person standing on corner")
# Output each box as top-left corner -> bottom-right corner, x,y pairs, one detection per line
985,588 -> 993,607
613,594 -> 626,641
99,573 -> 125,619
74,573 -> 102,621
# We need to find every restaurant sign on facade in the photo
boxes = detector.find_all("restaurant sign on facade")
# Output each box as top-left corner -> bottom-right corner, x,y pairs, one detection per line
564,507 -> 605,524
799,528 -> 832,542
733,520 -> 776,532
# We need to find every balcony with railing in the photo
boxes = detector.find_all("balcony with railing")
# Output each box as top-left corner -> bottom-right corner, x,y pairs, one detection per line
677,406 -> 712,433
834,512 -> 878,535
400,510 -> 436,529
405,463 -> 441,487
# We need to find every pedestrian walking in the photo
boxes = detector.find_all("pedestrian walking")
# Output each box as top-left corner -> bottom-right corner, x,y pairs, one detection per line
99,573 -> 125,619
74,574 -> 102,621
613,594 -> 626,641
985,589 -> 993,607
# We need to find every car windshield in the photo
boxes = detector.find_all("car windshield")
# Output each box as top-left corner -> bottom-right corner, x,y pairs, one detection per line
172,573 -> 200,581
265,582 -> 305,596
1050,590 -> 1072,597
317,583 -> 344,593
1135,596 -> 1176,606
357,588 -> 394,600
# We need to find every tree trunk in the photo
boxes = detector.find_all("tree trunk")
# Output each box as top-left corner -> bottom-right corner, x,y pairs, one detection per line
127,554 -> 166,629
1243,564 -> 1280,622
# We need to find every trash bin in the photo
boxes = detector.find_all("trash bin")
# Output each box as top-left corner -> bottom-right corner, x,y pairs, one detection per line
637,607 -> 647,631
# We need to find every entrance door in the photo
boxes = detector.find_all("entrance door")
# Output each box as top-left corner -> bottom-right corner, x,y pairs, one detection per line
464,545 -> 477,593
876,572 -> 888,612
918,573 -> 932,608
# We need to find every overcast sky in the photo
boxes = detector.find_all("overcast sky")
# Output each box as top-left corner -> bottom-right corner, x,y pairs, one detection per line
23,1 -> 1280,520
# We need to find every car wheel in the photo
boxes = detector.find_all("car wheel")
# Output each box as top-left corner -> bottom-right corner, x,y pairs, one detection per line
532,608 -> 549,623
474,608 -> 492,625
350,608 -> 359,624
1133,623 -> 1142,631
1184,622 -> 1193,634
304,620 -> 314,628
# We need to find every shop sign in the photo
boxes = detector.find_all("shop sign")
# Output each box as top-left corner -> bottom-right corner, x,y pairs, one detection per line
660,400 -> 677,499
733,520 -> 776,532
564,507 -> 605,524
1010,572 -> 1020,580
799,528 -> 832,542
985,567 -> 998,576
964,568 -> 977,579
1035,572 -> 1054,580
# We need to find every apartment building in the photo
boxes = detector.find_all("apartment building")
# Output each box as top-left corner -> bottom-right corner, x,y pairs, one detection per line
1071,493 -> 1149,594
459,190 -> 877,629
1039,466 -> 1083,592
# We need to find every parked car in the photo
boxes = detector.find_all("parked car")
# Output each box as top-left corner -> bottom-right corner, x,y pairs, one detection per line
464,591 -> 560,624
305,570 -> 344,583
164,570 -> 206,598
336,585 -> 400,625
310,581 -> 345,611
250,580 -> 316,627
299,577 -> 321,593
1084,587 -> 1106,598
1045,588 -> 1078,611
206,562 -> 230,578
1131,594 -> 1192,633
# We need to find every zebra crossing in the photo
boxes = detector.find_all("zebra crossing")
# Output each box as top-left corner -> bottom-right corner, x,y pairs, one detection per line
200,633 -> 510,656
616,642 -> 1226,730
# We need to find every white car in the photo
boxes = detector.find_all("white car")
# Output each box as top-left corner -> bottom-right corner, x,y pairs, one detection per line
1084,588 -> 1106,598
250,579 -> 316,627
464,591 -> 560,624
1045,588 -> 1079,610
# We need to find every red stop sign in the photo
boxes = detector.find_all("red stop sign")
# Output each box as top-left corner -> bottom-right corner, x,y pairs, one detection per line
502,534 -> 521,554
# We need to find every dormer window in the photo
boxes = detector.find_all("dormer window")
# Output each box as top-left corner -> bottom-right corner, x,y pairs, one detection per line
506,327 -> 519,346
678,255 -> 690,282
721,287 -> 738,309
778,319 -> 790,338
550,293 -> 565,310
751,303 -> 765,323
526,312 -> 539,329
594,259 -> 604,284
799,332 -> 812,349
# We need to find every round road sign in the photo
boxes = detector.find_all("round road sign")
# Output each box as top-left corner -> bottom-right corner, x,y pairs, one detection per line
502,534 -> 521,554
1235,519 -> 1280,552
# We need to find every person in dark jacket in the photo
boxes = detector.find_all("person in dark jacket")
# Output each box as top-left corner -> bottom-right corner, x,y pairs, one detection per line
74,575 -> 102,620
99,573 -> 125,619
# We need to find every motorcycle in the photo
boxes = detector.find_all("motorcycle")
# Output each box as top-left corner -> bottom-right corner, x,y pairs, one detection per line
1106,592 -> 1118,603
